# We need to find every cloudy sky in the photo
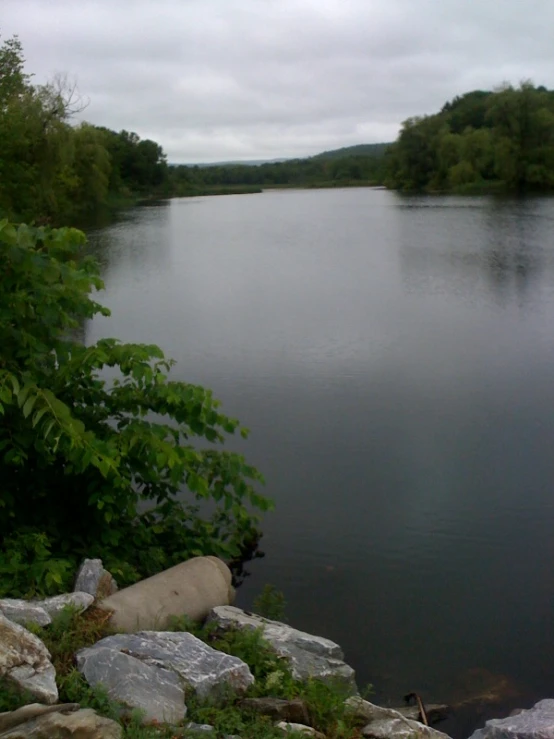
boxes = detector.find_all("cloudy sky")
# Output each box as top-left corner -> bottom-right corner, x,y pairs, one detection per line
3,0 -> 554,163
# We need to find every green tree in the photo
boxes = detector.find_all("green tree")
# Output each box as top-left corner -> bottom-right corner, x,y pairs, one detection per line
0,221 -> 271,596
385,81 -> 554,193
461,127 -> 495,180
67,124 -> 111,210
386,115 -> 445,190
0,35 -> 29,105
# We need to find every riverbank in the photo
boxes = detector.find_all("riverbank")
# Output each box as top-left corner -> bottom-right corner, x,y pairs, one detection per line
172,180 -> 383,198
0,557 -> 450,739
1,556 -> 544,739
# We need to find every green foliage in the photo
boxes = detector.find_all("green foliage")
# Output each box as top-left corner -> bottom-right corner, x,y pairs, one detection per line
170,149 -> 388,195
253,585 -> 288,621
0,33 -> 171,225
310,142 -> 390,160
0,32 -> 389,223
0,678 -> 34,712
386,81 -> 554,193
23,609 -> 362,738
0,221 -> 270,596
165,620 -> 362,736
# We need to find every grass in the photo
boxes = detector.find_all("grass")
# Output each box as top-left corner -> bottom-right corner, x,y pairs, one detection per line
1,606 -> 367,738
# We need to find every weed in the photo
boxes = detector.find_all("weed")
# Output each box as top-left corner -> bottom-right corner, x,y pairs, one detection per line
27,605 -> 114,679
0,679 -> 33,712
252,585 -> 287,621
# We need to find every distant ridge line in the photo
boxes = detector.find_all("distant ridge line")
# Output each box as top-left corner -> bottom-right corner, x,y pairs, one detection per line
172,142 -> 391,168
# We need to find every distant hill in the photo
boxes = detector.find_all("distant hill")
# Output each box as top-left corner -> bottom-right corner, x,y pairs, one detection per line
172,145 -> 391,168
175,158 -> 290,168
310,143 -> 391,160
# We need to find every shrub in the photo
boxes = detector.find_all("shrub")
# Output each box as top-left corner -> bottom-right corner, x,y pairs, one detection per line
0,220 -> 271,596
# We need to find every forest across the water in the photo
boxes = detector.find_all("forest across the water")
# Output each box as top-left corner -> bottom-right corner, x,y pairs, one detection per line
181,83 -> 554,197
3,28 -> 554,227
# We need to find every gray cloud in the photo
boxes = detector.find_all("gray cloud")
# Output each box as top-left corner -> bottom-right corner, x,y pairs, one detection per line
4,0 -> 554,162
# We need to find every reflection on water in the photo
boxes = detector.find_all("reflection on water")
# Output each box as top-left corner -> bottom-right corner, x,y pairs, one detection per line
397,197 -> 554,309
87,190 -> 554,737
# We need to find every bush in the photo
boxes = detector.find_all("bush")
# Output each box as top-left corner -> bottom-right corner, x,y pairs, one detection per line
0,220 -> 271,596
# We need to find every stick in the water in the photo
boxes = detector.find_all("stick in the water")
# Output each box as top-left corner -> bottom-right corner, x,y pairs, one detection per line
403,692 -> 429,726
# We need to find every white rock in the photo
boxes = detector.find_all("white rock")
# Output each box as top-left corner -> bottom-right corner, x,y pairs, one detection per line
185,723 -> 216,734
276,722 -> 325,738
78,631 -> 254,703
209,606 -> 357,693
346,698 -> 451,739
0,613 -> 58,704
0,593 -> 93,629
468,699 -> 554,739
0,601 -> 51,628
76,647 -> 185,725
40,593 -> 94,618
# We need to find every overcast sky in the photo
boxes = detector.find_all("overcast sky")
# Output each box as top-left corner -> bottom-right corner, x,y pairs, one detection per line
4,0 -> 554,163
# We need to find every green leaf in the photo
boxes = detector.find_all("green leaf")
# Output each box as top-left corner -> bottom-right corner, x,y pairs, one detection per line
22,394 -> 37,419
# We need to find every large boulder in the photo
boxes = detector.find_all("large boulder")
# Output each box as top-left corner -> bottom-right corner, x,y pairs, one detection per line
76,647 -> 185,724
98,556 -> 234,631
0,614 -> 57,704
0,704 -> 122,738
346,698 -> 452,739
208,606 -> 357,693
467,698 -> 554,739
76,630 -> 254,721
0,603 -> 50,628
0,593 -> 93,628
74,559 -> 118,599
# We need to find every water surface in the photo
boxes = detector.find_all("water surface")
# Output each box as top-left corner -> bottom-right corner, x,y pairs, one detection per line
88,189 -> 554,735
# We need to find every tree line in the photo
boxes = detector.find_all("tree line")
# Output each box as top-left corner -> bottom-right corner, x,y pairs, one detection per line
385,82 -> 554,193
170,152 -> 387,196
0,35 -> 170,225
4,31 -> 554,231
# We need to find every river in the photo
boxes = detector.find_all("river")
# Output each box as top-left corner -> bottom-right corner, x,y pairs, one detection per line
87,188 -> 554,736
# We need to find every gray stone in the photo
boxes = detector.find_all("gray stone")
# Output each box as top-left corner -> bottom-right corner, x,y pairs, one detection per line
209,606 -> 357,693
0,706 -> 122,738
79,631 -> 254,702
185,724 -> 216,734
345,698 -> 451,739
275,723 -> 325,738
239,697 -> 310,725
395,704 -> 451,725
40,592 -> 94,618
76,646 -> 185,724
0,614 -> 58,704
0,593 -> 93,629
467,698 -> 554,739
98,556 -> 234,632
0,602 -> 50,628
74,559 -> 118,599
